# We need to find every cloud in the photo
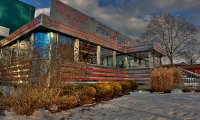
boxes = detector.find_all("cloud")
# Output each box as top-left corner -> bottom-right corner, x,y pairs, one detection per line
35,8 -> 50,17
59,0 -> 151,39
154,0 -> 200,10
34,0 -> 200,39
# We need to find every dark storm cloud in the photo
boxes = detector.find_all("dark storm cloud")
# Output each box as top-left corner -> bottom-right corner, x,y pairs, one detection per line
29,0 -> 200,39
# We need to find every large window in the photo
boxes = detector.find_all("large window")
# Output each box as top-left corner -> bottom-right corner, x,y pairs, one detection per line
128,55 -> 140,68
57,34 -> 74,61
79,41 -> 97,64
101,47 -> 113,67
18,37 -> 31,59
116,53 -> 125,68
34,32 -> 55,59
128,54 -> 149,68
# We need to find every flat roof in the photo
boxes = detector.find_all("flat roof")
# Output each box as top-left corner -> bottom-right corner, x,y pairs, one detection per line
0,14 -> 165,56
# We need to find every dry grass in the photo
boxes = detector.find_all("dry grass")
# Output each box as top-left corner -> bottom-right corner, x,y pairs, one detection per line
172,68 -> 182,84
3,81 -> 138,116
150,68 -> 174,92
57,93 -> 80,112
4,84 -> 62,116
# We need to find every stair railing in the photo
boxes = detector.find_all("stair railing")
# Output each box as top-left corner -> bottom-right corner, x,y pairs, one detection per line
177,67 -> 200,89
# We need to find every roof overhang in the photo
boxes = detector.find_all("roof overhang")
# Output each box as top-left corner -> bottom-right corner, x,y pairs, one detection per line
126,43 -> 166,56
0,15 -> 42,47
0,14 -> 166,56
0,14 -> 126,52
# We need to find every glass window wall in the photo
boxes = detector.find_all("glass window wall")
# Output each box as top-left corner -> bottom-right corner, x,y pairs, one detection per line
79,41 -> 97,64
101,47 -> 113,67
57,34 -> 74,61
34,32 -> 55,59
116,53 -> 125,68
18,36 -> 31,59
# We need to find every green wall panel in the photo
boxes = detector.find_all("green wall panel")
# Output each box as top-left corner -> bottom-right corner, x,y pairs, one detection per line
0,0 -> 35,34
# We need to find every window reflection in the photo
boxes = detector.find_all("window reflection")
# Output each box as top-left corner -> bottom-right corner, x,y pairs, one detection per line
57,34 -> 74,61
18,37 -> 31,58
101,47 -> 113,67
116,53 -> 125,68
34,32 -> 51,59
79,41 -> 97,64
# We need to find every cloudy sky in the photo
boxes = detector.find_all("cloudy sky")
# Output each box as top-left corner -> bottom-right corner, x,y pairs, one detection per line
20,0 -> 200,39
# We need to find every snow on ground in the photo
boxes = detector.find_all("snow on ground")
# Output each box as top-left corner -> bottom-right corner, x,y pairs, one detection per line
1,92 -> 200,120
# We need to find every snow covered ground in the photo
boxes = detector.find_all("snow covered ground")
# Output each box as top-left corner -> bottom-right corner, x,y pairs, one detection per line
1,92 -> 200,120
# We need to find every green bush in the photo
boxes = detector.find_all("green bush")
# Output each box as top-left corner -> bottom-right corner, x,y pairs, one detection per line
128,80 -> 138,91
110,82 -> 122,97
120,81 -> 131,95
95,83 -> 114,99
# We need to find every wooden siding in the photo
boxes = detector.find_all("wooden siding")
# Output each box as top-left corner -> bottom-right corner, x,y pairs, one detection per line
0,62 -> 151,84
0,62 -> 30,81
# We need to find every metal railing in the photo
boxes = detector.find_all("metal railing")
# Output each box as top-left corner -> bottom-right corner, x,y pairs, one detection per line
178,67 -> 200,89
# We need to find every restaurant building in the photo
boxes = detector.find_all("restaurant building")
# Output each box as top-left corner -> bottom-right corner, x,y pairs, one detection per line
0,0 -> 165,84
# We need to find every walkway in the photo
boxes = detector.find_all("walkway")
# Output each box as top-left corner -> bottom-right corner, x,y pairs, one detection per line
2,92 -> 200,120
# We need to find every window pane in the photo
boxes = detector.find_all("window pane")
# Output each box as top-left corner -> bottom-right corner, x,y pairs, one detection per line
79,41 -> 97,64
34,32 -> 51,59
18,36 -> 31,59
101,47 -> 113,67
57,34 -> 74,61
116,53 -> 125,68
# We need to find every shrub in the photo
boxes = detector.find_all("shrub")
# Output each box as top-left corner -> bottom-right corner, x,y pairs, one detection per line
181,87 -> 191,92
95,83 -> 114,100
79,86 -> 96,105
120,81 -> 131,95
128,80 -> 138,91
172,68 -> 182,84
195,86 -> 200,92
150,68 -> 174,92
58,94 -> 80,111
4,85 -> 62,116
110,82 -> 122,97
0,91 -> 3,96
82,86 -> 96,97
60,85 -> 77,96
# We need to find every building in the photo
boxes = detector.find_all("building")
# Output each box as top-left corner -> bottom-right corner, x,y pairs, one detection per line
0,0 -> 35,39
0,0 -> 165,84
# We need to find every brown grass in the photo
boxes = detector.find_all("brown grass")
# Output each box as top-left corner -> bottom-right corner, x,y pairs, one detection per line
150,68 -> 174,92
4,84 -> 62,116
172,68 -> 182,84
3,81 -> 138,116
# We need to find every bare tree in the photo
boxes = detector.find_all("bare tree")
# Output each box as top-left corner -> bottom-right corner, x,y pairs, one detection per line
180,42 -> 200,65
143,14 -> 198,66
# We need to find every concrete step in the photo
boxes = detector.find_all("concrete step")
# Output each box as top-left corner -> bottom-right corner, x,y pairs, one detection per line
127,68 -> 151,85
128,68 -> 151,74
